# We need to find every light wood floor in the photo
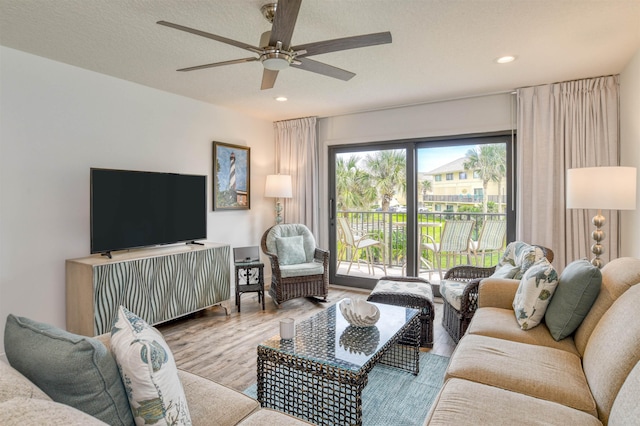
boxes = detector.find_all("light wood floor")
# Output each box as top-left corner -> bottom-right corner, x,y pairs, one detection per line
157,286 -> 456,392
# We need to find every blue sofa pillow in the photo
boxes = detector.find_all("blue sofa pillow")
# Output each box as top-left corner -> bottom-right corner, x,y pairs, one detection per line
3,314 -> 134,425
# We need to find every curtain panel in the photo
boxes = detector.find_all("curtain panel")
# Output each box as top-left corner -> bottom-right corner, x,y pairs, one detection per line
517,75 -> 620,268
274,117 -> 320,236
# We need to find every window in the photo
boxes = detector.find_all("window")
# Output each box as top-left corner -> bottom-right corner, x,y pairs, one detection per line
435,175 -> 442,182
446,205 -> 454,212
446,173 -> 453,181
473,170 -> 480,179
459,172 -> 467,180
435,204 -> 441,212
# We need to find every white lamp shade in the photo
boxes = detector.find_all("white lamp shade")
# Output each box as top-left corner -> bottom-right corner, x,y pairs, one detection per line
265,174 -> 292,198
566,166 -> 636,210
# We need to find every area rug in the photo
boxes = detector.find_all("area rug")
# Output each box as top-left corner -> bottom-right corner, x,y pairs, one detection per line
244,351 -> 449,426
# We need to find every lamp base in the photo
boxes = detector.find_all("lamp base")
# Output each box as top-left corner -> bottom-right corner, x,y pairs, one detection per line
590,210 -> 606,269
275,200 -> 283,225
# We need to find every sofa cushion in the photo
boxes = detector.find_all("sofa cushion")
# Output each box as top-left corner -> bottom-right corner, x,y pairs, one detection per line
178,369 -> 259,426
545,259 -> 602,341
0,397 -> 109,425
425,378 -> 602,426
111,306 -> 191,426
609,360 -> 640,426
574,257 -> 640,356
513,258 -> 559,329
3,314 -> 134,425
445,334 -> 596,416
466,307 -> 580,356
238,408 -> 315,425
0,360 -> 51,403
276,236 -> 306,265
582,283 -> 640,424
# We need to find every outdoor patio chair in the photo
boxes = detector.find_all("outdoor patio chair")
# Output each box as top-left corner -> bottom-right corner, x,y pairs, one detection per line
337,217 -> 386,276
440,241 -> 554,343
421,219 -> 475,281
261,223 -> 329,307
469,219 -> 507,266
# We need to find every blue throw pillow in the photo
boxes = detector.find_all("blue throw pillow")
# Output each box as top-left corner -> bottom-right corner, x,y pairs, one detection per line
3,314 -> 134,425
545,259 -> 602,341
275,235 -> 306,265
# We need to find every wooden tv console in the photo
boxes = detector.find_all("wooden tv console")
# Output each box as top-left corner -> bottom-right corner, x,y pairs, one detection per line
66,242 -> 231,336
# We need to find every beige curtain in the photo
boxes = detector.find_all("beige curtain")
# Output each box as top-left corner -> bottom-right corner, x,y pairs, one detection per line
274,117 -> 319,235
517,75 -> 620,268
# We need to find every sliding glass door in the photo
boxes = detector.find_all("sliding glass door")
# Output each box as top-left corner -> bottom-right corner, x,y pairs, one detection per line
328,133 -> 514,290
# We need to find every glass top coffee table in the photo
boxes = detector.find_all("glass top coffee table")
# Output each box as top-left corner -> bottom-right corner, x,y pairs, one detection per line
257,299 -> 421,425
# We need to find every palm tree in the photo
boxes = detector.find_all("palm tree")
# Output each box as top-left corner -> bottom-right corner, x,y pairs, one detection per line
364,150 -> 406,211
335,155 -> 377,211
463,144 -> 506,213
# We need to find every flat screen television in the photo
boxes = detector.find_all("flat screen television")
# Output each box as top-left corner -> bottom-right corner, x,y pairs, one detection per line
90,168 -> 207,255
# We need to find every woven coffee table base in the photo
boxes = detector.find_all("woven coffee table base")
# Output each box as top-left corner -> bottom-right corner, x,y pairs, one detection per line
257,314 -> 420,426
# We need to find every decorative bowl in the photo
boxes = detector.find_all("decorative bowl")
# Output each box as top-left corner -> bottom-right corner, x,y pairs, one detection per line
339,298 -> 380,327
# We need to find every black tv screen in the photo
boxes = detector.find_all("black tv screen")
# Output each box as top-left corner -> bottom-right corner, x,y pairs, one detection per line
90,168 -> 207,254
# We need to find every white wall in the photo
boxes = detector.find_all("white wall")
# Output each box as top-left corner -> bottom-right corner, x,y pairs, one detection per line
317,93 -> 515,248
0,47 -> 275,357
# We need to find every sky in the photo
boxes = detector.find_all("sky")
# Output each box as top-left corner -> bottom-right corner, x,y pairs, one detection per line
417,145 -> 474,174
336,144 -> 478,175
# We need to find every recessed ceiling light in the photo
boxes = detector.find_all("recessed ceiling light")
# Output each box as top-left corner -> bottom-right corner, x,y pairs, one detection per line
495,55 -> 517,64
275,96 -> 288,102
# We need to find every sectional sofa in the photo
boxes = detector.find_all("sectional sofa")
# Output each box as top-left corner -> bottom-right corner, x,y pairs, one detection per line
425,257 -> 640,425
1,324 -> 311,426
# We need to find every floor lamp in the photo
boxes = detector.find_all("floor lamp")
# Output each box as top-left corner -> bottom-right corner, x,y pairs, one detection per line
566,166 -> 636,268
265,174 -> 292,225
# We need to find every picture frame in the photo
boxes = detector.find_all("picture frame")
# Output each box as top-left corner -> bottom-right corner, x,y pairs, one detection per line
212,141 -> 250,210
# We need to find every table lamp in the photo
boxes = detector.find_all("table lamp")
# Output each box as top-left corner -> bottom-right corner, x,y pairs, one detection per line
265,174 -> 292,224
566,166 -> 636,268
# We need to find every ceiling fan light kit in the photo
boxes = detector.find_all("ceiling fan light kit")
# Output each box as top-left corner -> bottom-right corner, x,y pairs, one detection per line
157,0 -> 392,90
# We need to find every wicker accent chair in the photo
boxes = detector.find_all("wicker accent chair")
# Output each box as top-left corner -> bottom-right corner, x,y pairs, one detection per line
440,242 -> 554,343
261,224 -> 329,307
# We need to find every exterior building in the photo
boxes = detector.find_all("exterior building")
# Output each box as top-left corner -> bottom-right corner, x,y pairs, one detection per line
420,157 -> 506,213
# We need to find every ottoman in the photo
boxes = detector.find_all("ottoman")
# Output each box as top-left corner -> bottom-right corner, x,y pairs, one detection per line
367,276 -> 435,348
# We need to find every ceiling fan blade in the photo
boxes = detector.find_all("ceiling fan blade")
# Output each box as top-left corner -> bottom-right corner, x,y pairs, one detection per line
157,21 -> 263,54
177,57 -> 258,72
269,0 -> 302,48
291,58 -> 355,81
261,69 -> 279,90
293,32 -> 392,57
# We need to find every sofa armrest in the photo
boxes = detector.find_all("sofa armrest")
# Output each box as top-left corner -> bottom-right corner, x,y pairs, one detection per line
477,278 -> 520,310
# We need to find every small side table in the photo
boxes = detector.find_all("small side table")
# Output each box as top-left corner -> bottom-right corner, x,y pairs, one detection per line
234,261 -> 265,312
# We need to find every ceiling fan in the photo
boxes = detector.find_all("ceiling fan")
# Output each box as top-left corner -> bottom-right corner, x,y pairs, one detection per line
157,0 -> 392,90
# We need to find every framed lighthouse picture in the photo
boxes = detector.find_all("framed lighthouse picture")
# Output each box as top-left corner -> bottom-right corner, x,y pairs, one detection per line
212,141 -> 250,211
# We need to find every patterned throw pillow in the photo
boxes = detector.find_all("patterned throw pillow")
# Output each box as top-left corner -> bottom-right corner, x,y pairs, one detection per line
491,263 -> 521,279
512,258 -> 559,330
111,306 -> 192,426
496,241 -> 545,280
275,235 -> 306,265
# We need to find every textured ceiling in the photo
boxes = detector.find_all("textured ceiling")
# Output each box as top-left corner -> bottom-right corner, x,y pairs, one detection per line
1,0 -> 639,121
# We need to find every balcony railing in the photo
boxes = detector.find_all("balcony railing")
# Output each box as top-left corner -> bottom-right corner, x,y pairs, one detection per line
337,211 -> 506,274
422,194 -> 506,203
